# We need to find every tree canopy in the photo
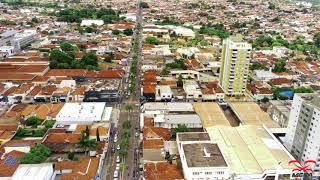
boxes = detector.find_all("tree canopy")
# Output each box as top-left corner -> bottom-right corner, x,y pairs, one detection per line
123,28 -> 133,36
49,43 -> 99,70
20,144 -> 50,164
145,36 -> 159,45
56,8 -> 119,24
139,1 -> 149,8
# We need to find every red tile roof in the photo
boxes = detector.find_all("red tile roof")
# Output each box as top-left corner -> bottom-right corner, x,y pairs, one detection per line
96,70 -> 123,78
45,69 -> 87,77
144,162 -> 184,180
269,78 -> 292,86
0,150 -> 25,177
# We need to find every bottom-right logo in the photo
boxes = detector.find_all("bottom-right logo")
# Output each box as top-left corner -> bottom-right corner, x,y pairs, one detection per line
288,159 -> 317,179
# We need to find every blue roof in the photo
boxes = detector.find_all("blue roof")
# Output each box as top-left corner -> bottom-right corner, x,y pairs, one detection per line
4,156 -> 18,166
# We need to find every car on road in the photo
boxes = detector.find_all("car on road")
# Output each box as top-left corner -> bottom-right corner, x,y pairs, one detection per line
116,163 -> 120,170
111,147 -> 115,153
116,156 -> 121,163
113,170 -> 118,178
117,144 -> 120,150
135,132 -> 139,137
113,134 -> 118,143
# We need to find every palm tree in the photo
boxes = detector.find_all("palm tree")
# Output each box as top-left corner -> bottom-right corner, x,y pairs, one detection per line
78,135 -> 97,155
125,104 -> 133,121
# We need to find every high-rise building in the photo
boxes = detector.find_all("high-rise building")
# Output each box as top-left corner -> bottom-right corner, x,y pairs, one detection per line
219,35 -> 251,96
284,93 -> 320,175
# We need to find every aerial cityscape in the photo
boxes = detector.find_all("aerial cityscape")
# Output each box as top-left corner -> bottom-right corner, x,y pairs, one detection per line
0,0 -> 319,179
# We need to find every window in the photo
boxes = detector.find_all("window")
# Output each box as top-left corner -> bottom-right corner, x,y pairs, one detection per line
193,172 -> 199,175
205,172 -> 212,175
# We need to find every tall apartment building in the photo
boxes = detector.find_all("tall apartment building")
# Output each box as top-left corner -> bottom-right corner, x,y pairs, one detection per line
219,35 -> 251,96
284,93 -> 320,175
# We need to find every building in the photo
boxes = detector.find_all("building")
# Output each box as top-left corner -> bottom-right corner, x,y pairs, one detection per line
11,163 -> 54,180
176,132 -> 229,180
206,125 -> 294,179
219,35 -> 252,96
267,100 -> 292,128
55,102 -> 112,125
284,93 -> 320,175
81,19 -> 104,26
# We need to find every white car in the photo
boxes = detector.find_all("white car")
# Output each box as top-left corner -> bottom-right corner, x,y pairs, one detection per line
116,156 -> 120,163
116,163 -> 120,170
113,136 -> 118,143
117,144 -> 120,150
113,170 -> 118,178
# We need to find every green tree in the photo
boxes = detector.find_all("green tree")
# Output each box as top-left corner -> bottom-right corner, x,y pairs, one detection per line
177,74 -> 183,87
80,52 -> 99,68
112,29 -> 120,35
272,59 -> 287,72
139,1 -> 149,8
60,42 -> 76,52
123,28 -> 133,36
20,144 -> 50,164
145,36 -> 158,45
78,135 -> 97,155
294,87 -> 313,93
261,97 -> 270,103
125,104 -> 133,121
25,116 -> 42,128
314,32 -> 320,48
173,124 -> 190,137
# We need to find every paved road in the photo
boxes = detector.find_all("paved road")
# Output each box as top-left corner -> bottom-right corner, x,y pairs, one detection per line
104,0 -> 144,179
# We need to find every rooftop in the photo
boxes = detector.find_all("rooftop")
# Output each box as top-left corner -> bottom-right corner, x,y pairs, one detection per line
192,102 -> 230,128
144,162 -> 183,180
56,103 -> 111,124
12,163 -> 53,180
206,125 -> 294,174
229,102 -> 279,128
143,102 -> 194,112
183,143 -> 227,167
177,132 -> 210,142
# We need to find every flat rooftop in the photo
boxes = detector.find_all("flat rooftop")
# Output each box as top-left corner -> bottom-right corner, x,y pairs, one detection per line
206,125 -> 294,175
229,102 -> 279,128
193,102 -> 230,128
12,163 -> 53,180
177,132 -> 210,142
56,102 -> 111,124
143,102 -> 194,112
183,143 -> 227,167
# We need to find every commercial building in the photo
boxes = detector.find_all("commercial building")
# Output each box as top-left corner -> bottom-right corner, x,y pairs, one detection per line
11,163 -> 54,180
284,93 -> 320,175
229,102 -> 280,128
55,102 -> 112,125
206,125 -> 294,179
267,100 -> 292,128
219,35 -> 251,96
177,132 -> 229,180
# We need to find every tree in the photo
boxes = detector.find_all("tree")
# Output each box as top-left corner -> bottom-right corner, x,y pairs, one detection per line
112,29 -> 120,35
145,36 -> 158,45
177,74 -> 183,87
173,124 -> 190,136
261,97 -> 270,103
25,116 -> 42,128
78,135 -> 97,155
139,1 -> 149,8
80,52 -> 99,69
268,2 -> 276,10
60,42 -> 76,53
314,32 -> 320,48
31,17 -> 39,23
272,59 -> 287,72
96,128 -> 100,141
125,104 -> 133,121
123,28 -> 133,36
294,87 -> 313,93
20,144 -> 50,164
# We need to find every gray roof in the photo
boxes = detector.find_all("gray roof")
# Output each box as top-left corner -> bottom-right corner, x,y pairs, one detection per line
0,30 -> 17,38
164,114 -> 201,124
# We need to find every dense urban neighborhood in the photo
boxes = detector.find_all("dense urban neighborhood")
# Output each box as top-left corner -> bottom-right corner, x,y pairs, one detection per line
0,0 -> 320,180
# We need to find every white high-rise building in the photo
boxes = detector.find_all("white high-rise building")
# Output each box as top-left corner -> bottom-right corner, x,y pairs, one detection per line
284,93 -> 320,175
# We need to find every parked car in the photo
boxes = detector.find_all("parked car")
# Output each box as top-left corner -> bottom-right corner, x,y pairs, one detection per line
135,132 -> 139,137
116,156 -> 120,163
117,144 -> 120,150
116,163 -> 120,170
113,170 -> 118,178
